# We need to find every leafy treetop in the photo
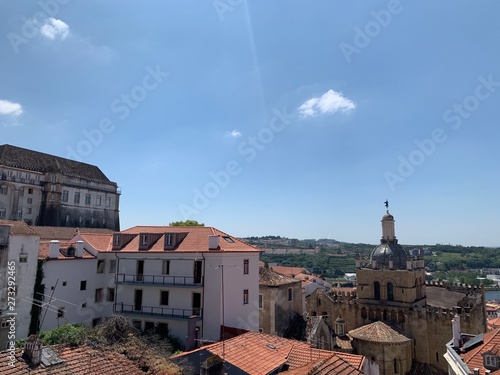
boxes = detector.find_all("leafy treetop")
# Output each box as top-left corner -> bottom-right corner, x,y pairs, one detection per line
169,220 -> 205,227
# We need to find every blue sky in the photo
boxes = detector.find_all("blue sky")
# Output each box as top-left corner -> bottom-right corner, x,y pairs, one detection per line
1,1 -> 499,247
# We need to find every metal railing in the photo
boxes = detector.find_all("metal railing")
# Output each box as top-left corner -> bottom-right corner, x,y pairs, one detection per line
114,303 -> 202,319
115,273 -> 203,286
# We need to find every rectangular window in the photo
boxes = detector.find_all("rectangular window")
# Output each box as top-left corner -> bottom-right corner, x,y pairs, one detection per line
109,259 -> 117,273
85,194 -> 91,205
27,198 -> 33,204
165,234 -> 173,246
96,196 -> 101,206
62,190 -> 69,202
97,260 -> 105,273
17,210 -> 22,219
80,280 -> 87,291
19,188 -> 24,197
92,318 -> 102,327
19,254 -> 28,263
27,208 -> 32,214
160,291 -> 169,305
0,186 -> 7,195
107,288 -> 115,302
259,294 -> 263,309
162,260 -> 170,275
106,197 -> 111,207
243,259 -> 249,274
0,209 -> 5,219
28,188 -> 33,194
74,192 -> 80,204
140,234 -> 148,245
243,289 -> 249,304
57,307 -> 65,318
95,288 -> 103,303
288,288 -> 293,301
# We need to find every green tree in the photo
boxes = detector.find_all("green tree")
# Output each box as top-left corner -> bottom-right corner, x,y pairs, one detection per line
169,220 -> 204,226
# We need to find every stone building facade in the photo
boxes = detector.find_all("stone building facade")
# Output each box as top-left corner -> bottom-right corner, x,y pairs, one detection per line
0,144 -> 120,230
305,209 -> 487,374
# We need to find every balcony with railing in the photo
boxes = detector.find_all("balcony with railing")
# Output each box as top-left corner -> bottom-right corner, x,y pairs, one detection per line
114,303 -> 202,320
115,273 -> 203,287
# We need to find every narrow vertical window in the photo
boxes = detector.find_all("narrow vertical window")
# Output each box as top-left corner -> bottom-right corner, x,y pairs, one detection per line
243,259 -> 249,274
243,289 -> 249,304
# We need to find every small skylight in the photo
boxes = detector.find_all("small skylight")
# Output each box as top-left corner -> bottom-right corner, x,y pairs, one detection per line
266,343 -> 277,350
223,236 -> 235,243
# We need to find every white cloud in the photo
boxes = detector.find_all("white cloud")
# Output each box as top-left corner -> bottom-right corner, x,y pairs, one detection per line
226,129 -> 242,138
298,89 -> 356,118
40,18 -> 70,40
0,100 -> 23,117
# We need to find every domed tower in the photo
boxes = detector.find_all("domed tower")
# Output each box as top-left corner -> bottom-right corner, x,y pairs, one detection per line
356,202 -> 426,312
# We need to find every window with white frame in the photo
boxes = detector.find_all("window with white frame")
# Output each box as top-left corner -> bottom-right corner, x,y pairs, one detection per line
62,190 -> 69,202
74,192 -> 80,204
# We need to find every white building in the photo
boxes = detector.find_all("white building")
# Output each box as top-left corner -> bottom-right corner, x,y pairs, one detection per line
0,220 -> 39,347
36,226 -> 261,350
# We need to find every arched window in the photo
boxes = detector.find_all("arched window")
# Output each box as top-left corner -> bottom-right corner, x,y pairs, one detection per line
394,358 -> 399,373
387,282 -> 394,301
311,311 -> 317,316
374,281 -> 381,300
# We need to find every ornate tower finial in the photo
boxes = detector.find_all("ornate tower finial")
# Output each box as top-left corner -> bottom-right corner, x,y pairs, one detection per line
384,199 -> 389,213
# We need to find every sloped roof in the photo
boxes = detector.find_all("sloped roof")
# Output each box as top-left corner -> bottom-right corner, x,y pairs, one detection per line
32,226 -> 114,241
0,219 -> 37,236
259,266 -> 301,286
38,242 -> 96,260
282,354 -> 364,375
348,321 -> 411,344
271,266 -> 309,277
0,345 -> 145,374
80,226 -> 261,253
461,328 -> 500,374
172,331 -> 365,374
0,144 -> 114,184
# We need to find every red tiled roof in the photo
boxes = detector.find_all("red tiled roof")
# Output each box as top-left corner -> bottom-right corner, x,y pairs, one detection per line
0,345 -> 145,374
283,354 -> 364,375
38,242 -> 95,260
80,226 -> 260,253
349,321 -> 411,344
461,328 -> 500,374
0,219 -> 37,236
32,226 -> 114,241
172,331 -> 365,374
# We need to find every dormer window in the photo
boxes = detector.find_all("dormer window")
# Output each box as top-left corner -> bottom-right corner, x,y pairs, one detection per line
165,234 -> 173,246
113,234 -> 120,246
140,234 -> 148,245
484,354 -> 499,370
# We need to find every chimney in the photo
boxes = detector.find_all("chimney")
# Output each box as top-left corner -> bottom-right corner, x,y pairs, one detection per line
452,314 -> 461,349
76,240 -> 84,257
473,369 -> 480,375
49,240 -> 60,259
23,335 -> 42,366
208,235 -> 219,250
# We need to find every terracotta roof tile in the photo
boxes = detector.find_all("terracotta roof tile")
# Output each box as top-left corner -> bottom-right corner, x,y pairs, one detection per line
283,354 -> 364,375
461,328 -> 500,374
0,219 -> 37,236
32,226 -> 114,241
348,321 -> 411,344
80,226 -> 260,253
38,242 -> 95,260
173,331 -> 365,374
0,344 -> 145,374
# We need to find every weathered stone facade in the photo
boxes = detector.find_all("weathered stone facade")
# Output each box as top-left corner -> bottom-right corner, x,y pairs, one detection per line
305,210 -> 487,374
